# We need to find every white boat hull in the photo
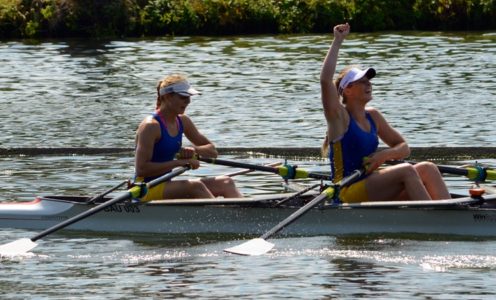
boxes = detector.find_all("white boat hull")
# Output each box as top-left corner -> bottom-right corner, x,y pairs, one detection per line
1,194 -> 495,237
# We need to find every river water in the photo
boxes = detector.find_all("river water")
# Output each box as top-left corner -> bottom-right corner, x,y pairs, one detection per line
0,32 -> 495,299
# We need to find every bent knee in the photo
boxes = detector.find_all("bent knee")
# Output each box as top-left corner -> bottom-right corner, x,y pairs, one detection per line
395,163 -> 419,177
414,161 -> 437,170
414,161 -> 441,177
188,180 -> 209,189
414,161 -> 439,173
216,175 -> 236,186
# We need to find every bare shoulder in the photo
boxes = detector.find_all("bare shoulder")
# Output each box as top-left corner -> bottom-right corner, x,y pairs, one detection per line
366,107 -> 392,134
178,114 -> 192,123
137,116 -> 160,135
178,114 -> 196,129
365,106 -> 379,114
366,107 -> 385,121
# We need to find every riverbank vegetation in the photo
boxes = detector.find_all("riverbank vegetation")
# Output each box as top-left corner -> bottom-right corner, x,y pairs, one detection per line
1,0 -> 495,39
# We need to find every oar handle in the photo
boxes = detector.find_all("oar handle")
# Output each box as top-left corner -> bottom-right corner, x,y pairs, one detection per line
30,165 -> 190,242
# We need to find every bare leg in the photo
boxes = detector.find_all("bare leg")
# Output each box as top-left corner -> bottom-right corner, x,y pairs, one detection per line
163,179 -> 215,199
201,175 -> 243,198
365,163 -> 432,201
414,162 -> 451,199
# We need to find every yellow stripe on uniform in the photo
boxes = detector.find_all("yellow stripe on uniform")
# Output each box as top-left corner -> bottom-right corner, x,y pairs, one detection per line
332,141 -> 344,183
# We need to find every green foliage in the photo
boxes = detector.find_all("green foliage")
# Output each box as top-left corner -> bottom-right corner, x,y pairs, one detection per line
414,0 -> 496,30
311,0 -> 351,32
0,0 -> 495,39
140,0 -> 199,35
350,0 -> 416,31
0,0 -> 24,38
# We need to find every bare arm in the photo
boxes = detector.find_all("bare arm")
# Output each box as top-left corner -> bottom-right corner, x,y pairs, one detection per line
181,115 -> 218,158
134,117 -> 197,178
320,23 -> 350,141
366,108 -> 410,171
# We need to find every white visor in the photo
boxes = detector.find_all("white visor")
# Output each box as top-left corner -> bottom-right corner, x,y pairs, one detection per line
159,81 -> 201,97
338,68 -> 376,95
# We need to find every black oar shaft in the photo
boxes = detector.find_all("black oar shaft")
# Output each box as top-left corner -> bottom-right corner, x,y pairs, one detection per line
272,183 -> 320,207
86,180 -> 129,204
436,165 -> 468,176
260,168 -> 364,240
32,190 -> 132,241
385,160 -> 496,181
200,157 -> 331,180
201,157 -> 278,173
30,166 -> 190,242
261,192 -> 329,240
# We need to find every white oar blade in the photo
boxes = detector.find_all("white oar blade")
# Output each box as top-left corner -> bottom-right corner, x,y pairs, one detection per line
0,238 -> 37,256
224,238 -> 275,256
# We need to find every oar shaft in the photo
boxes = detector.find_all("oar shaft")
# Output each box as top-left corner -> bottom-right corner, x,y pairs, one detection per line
260,191 -> 330,240
260,168 -> 364,240
87,180 -> 129,204
200,157 -> 331,180
223,162 -> 281,177
436,165 -> 468,176
386,160 -> 495,181
200,157 -> 278,173
30,166 -> 190,242
31,190 -> 132,241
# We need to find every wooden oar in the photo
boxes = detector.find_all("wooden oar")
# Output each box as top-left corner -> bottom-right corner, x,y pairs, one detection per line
0,165 -> 190,256
386,160 -> 496,182
200,157 -> 331,181
224,168 -> 365,256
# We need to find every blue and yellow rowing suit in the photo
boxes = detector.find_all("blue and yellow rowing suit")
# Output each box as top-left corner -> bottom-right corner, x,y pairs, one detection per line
329,112 -> 378,203
136,112 -> 183,201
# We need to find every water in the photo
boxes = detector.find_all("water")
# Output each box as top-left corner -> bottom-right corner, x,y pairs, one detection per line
1,33 -> 495,148
0,32 -> 496,298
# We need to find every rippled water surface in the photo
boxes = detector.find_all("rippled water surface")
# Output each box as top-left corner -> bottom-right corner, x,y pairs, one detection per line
1,32 -> 495,299
1,32 -> 495,148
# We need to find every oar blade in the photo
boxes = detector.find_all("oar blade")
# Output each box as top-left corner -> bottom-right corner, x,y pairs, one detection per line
0,238 -> 37,256
224,238 -> 275,256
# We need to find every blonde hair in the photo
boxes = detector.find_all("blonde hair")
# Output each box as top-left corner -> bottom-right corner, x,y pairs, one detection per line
155,74 -> 188,109
321,65 -> 359,157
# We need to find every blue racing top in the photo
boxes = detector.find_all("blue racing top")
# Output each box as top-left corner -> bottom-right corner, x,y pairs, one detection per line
329,111 -> 378,182
142,112 -> 183,182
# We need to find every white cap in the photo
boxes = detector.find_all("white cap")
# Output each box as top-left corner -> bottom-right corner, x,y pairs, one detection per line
338,67 -> 376,95
159,81 -> 201,97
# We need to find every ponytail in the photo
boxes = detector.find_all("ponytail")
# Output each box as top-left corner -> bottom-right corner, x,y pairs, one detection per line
155,80 -> 162,109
